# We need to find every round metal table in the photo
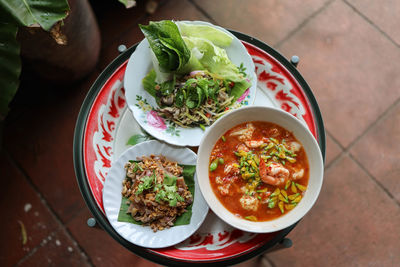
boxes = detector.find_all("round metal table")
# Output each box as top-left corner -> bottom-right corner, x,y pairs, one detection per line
73,30 -> 325,266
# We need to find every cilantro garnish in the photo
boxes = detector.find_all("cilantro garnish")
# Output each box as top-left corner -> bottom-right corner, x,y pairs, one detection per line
136,172 -> 186,207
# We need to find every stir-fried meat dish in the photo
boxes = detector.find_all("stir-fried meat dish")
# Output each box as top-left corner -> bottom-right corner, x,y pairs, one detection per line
122,155 -> 193,232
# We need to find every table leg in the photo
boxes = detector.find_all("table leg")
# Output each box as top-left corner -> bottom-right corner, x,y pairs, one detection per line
266,237 -> 293,253
87,217 -> 102,229
290,55 -> 300,67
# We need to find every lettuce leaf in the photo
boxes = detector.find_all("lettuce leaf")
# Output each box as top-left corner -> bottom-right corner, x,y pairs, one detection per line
177,22 -> 233,47
182,36 -> 251,101
140,20 -> 251,102
139,20 -> 190,72
142,69 -> 157,97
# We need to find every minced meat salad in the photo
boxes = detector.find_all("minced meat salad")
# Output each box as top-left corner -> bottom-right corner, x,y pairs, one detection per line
122,155 -> 193,232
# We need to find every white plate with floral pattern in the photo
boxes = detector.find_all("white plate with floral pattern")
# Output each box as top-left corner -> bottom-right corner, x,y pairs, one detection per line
124,20 -> 257,147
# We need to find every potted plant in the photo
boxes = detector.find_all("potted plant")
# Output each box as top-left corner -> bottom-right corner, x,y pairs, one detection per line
0,0 -> 70,121
0,0 -> 103,124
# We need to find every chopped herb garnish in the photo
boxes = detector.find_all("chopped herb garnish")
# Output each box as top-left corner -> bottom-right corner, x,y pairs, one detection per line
137,163 -> 143,171
238,63 -> 247,77
244,215 -> 257,221
136,171 -> 156,195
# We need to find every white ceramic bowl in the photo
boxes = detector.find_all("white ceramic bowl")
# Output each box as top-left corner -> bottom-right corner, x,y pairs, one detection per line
196,106 -> 324,233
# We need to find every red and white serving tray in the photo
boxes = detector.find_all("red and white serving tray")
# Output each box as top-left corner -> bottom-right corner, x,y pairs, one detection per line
81,41 -> 320,263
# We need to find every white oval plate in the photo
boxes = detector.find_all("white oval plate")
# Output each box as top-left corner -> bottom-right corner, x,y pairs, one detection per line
103,140 -> 209,248
124,20 -> 257,147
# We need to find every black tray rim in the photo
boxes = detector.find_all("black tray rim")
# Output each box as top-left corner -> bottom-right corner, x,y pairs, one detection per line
73,30 -> 326,266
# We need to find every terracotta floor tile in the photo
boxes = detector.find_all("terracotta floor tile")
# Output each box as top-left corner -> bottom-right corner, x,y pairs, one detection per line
350,101 -> 400,203
347,0 -> 400,45
18,229 -> 90,267
234,257 -> 261,267
0,152 -> 59,266
4,70 -> 101,223
92,0 -> 148,47
67,209 -> 160,267
144,0 -> 208,21
325,133 -> 342,166
266,155 -> 400,266
98,0 -> 209,70
193,0 -> 331,46
98,26 -> 144,71
278,0 -> 400,148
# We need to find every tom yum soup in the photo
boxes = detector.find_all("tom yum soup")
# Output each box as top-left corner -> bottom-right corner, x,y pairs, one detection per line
209,121 -> 309,222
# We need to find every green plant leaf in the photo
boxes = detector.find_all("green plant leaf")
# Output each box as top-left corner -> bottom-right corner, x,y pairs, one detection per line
0,20 -> 20,120
0,0 -> 70,30
0,0 -> 70,120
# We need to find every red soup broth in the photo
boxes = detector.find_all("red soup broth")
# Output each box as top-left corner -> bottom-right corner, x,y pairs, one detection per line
209,121 -> 310,221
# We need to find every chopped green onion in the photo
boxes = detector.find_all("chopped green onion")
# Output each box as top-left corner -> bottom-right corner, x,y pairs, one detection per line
244,215 -> 257,221
269,137 -> 278,144
268,200 -> 276,209
209,159 -> 219,171
137,162 -> 143,171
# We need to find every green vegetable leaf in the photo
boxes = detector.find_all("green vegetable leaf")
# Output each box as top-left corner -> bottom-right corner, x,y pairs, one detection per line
177,22 -> 233,47
185,98 -> 196,109
135,172 -> 155,195
168,197 -> 177,207
163,175 -> 178,186
118,197 -> 142,225
142,69 -> 157,97
174,164 -> 195,225
155,190 -> 166,203
175,90 -> 184,108
196,78 -> 209,100
126,134 -> 152,146
181,36 -> 251,101
230,79 -> 251,102
238,63 -> 247,77
164,184 -> 177,194
139,20 -> 190,72
159,75 -> 175,96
